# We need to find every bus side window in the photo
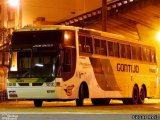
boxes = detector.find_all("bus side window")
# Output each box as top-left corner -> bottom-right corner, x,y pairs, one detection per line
146,48 -> 151,62
114,42 -> 119,57
79,36 -> 85,52
142,47 -> 147,62
62,47 -> 76,81
126,45 -> 131,59
137,47 -> 142,61
63,48 -> 71,72
151,49 -> 156,63
100,40 -> 107,55
86,37 -> 93,53
131,46 -> 137,60
108,41 -> 114,56
64,30 -> 75,46
94,39 -> 100,54
120,44 -> 126,58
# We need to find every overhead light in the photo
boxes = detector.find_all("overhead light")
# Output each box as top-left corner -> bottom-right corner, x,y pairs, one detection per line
156,31 -> 160,42
8,0 -> 20,7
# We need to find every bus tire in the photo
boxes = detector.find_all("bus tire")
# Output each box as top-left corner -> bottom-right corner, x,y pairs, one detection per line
138,86 -> 146,104
34,100 -> 43,107
91,98 -> 110,105
131,85 -> 139,104
76,84 -> 84,106
123,85 -> 139,104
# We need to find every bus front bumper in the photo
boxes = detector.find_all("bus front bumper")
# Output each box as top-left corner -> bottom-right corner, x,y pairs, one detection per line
7,86 -> 67,100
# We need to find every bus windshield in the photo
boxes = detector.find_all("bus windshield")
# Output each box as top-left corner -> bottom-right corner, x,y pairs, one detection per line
9,47 -> 59,79
11,30 -> 63,49
8,30 -> 66,80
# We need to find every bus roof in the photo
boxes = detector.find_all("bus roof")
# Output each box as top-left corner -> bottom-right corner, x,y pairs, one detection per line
14,25 -> 152,46
15,25 -> 79,32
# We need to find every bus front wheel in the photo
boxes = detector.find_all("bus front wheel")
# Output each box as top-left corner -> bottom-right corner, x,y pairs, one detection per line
76,85 -> 85,106
34,100 -> 43,107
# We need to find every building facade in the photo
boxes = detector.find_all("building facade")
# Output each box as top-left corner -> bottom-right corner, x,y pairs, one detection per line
0,0 -> 101,29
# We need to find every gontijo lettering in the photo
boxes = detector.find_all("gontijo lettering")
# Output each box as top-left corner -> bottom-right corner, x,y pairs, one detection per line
117,63 -> 139,73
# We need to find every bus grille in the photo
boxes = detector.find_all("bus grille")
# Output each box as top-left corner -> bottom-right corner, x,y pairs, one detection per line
18,83 -> 29,86
32,83 -> 43,86
18,83 -> 43,86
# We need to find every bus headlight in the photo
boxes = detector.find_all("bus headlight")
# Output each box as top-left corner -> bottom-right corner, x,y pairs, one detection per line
46,82 -> 54,87
8,83 -> 16,86
46,82 -> 60,87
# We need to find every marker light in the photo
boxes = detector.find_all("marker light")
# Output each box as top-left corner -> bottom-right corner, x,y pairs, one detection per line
35,63 -> 44,67
64,33 -> 70,40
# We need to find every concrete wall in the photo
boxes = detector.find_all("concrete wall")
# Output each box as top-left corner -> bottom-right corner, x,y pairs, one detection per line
21,0 -> 101,26
75,0 -> 101,14
22,0 -> 76,25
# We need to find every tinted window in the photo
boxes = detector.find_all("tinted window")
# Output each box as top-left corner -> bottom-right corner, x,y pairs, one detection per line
64,30 -> 76,46
100,40 -> 107,55
12,30 -> 63,48
94,39 -> 100,54
137,47 -> 142,61
108,42 -> 114,56
142,47 -> 148,61
126,45 -> 131,59
114,43 -> 119,57
86,37 -> 93,53
120,44 -> 126,58
146,48 -> 151,62
79,35 -> 93,54
132,46 -> 137,60
151,49 -> 156,63
79,36 -> 85,52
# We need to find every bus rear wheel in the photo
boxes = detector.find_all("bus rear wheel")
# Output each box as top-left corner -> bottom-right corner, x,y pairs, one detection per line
34,100 -> 43,107
131,85 -> 139,104
138,86 -> 146,104
91,98 -> 110,105
123,85 -> 139,104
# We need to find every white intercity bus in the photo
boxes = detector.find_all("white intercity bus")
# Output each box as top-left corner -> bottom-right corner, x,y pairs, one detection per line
7,25 -> 158,107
